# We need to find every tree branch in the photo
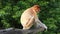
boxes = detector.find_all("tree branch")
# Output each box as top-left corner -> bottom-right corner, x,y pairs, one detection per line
0,28 -> 44,34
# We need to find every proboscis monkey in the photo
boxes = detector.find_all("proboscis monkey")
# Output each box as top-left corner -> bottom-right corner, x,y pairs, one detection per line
20,5 -> 47,30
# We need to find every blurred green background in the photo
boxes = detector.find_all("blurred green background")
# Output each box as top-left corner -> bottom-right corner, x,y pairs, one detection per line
0,0 -> 60,34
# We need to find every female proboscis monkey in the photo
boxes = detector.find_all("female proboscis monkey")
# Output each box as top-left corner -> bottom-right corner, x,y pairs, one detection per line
20,5 -> 47,31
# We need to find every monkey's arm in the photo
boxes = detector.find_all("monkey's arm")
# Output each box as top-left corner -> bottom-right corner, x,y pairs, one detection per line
25,16 -> 35,28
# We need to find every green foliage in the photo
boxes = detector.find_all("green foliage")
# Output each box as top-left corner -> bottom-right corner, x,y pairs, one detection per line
0,0 -> 60,34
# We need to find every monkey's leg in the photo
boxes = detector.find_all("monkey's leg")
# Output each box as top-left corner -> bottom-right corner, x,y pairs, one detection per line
23,16 -> 35,29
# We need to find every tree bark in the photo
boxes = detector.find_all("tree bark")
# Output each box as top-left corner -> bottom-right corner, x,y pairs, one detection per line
0,28 -> 44,34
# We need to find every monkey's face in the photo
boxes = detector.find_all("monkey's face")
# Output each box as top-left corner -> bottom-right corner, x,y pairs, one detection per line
33,5 -> 40,13
35,7 -> 40,13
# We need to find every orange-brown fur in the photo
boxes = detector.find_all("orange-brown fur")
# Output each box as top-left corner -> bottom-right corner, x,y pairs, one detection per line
20,5 -> 40,29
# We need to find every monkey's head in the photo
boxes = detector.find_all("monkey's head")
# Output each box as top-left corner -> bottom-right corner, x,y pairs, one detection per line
32,5 -> 40,13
